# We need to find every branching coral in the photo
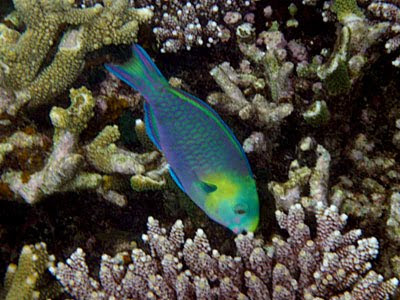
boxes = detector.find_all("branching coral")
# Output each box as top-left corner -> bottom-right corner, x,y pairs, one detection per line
0,0 -> 152,116
331,133 -> 400,241
367,0 -> 400,67
133,0 -> 255,52
206,22 -> 295,159
49,202 -> 399,299
269,142 -> 331,212
0,131 -> 46,167
86,125 -> 159,175
1,87 -> 100,204
269,134 -> 400,247
0,242 -> 61,300
268,134 -> 400,283
295,2 -> 389,98
208,60 -> 293,129
1,2 -> 399,299
1,87 -> 162,205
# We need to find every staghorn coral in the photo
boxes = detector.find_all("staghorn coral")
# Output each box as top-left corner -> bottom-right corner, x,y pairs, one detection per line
367,0 -> 400,67
206,22 -> 295,155
49,202 -> 399,299
297,4 -> 388,96
208,60 -> 293,129
268,134 -> 400,279
0,242 -> 61,300
0,131 -> 46,167
331,132 -> 400,242
286,0 -> 400,116
268,134 -> 400,247
86,125 -> 159,175
269,142 -> 331,212
133,0 -> 256,53
129,118 -> 169,191
0,0 -> 152,116
1,87 -> 161,205
1,87 -> 100,204
387,192 -> 400,243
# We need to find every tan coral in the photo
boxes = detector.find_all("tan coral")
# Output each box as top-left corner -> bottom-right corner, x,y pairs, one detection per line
0,0 -> 152,116
1,242 -> 61,300
1,87 -> 161,205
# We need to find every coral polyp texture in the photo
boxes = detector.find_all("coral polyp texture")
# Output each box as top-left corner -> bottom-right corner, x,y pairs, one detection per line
1,86 -> 162,205
0,0 -> 152,116
133,0 -> 256,52
367,0 -> 400,67
49,203 -> 398,299
0,242 -> 61,300
76,0 -> 256,53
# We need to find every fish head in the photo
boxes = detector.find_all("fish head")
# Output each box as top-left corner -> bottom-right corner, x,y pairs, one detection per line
202,173 -> 259,234
220,187 -> 259,234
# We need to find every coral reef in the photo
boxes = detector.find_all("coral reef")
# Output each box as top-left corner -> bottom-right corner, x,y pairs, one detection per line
1,87 -> 162,205
268,142 -> 331,212
332,132 -> 400,242
269,134 -> 400,248
208,60 -> 293,128
0,0 -> 152,116
0,242 -> 60,300
86,125 -> 158,175
0,131 -> 46,167
134,0 -> 256,52
1,0 -> 400,299
206,21 -> 296,159
269,134 -> 400,279
50,202 -> 398,299
296,1 -> 389,97
367,0 -> 400,67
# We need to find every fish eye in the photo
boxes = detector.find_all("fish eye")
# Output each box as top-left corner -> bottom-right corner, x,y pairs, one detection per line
234,204 -> 247,215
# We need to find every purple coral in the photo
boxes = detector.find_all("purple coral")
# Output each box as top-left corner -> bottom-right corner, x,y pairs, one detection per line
50,203 -> 399,299
134,0 -> 255,52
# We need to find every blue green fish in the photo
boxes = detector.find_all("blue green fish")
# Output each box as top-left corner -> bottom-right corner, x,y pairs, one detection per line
105,45 -> 259,233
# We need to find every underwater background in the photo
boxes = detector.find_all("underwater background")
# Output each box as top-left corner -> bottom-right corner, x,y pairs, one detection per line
0,0 -> 400,298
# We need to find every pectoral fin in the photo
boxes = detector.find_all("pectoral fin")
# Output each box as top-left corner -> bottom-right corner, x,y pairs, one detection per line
197,181 -> 217,194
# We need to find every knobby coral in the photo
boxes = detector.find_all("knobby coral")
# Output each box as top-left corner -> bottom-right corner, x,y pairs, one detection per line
50,202 -> 398,299
0,242 -> 61,300
134,0 -> 256,52
0,0 -> 152,116
366,0 -> 400,67
1,87 -> 162,205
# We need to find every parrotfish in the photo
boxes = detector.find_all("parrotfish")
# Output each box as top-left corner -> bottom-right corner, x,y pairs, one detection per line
105,44 -> 259,233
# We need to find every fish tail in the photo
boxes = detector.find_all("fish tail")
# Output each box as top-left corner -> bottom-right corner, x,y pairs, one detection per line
105,44 -> 168,95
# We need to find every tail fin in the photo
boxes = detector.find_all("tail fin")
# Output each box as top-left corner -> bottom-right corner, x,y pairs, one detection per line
105,44 -> 168,94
